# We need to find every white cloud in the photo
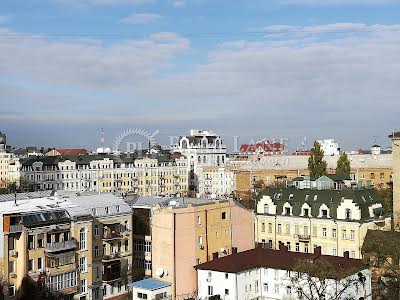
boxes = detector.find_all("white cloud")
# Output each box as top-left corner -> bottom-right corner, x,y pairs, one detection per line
0,15 -> 13,24
55,0 -> 155,8
169,0 -> 186,7
119,12 -> 162,24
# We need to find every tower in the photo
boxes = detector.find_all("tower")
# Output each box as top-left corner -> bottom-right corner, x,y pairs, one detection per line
389,131 -> 400,229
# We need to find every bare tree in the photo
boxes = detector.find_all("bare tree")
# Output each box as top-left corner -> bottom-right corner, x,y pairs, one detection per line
288,258 -> 367,300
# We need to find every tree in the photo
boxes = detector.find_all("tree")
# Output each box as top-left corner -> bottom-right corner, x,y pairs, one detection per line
336,153 -> 351,176
289,258 -> 367,300
16,274 -> 64,300
308,141 -> 327,178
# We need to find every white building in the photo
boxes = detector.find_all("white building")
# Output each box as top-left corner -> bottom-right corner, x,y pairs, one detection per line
128,278 -> 171,300
172,130 -> 227,192
317,139 -> 340,156
197,166 -> 235,197
196,247 -> 371,300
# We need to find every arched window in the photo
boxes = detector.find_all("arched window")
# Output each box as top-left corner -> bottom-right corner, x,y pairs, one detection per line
198,156 -> 201,164
79,228 -> 86,250
202,139 -> 207,148
345,209 -> 352,220
222,156 -> 225,164
217,156 -> 220,165
182,140 -> 188,149
216,140 -> 220,148
264,204 -> 269,214
203,156 -> 206,164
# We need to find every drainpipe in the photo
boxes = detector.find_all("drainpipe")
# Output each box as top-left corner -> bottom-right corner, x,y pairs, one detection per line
274,216 -> 277,249
173,212 -> 176,299
358,223 -> 362,258
205,210 -> 209,261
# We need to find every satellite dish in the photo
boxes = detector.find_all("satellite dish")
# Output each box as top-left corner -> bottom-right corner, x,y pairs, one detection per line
169,200 -> 177,206
156,268 -> 164,277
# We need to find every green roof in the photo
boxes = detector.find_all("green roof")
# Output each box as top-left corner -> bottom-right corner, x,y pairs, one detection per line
257,187 -> 385,221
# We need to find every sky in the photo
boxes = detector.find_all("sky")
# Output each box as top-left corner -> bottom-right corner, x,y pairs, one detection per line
1,0 -> 400,151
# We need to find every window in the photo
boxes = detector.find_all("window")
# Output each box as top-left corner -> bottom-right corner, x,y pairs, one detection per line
285,207 -> 291,215
197,216 -> 201,225
79,257 -> 87,273
118,281 -> 122,292
9,285 -> 15,297
322,209 -> 328,217
277,224 -> 282,234
80,279 -> 87,294
198,236 -> 203,246
268,223 -> 273,233
332,228 -> 337,238
263,283 -> 269,292
264,204 -> 269,214
225,289 -> 229,295
304,226 -> 309,236
322,228 -> 327,237
286,242 -> 291,251
295,225 -> 299,235
333,248 -> 337,256
255,280 -> 259,293
49,271 -> 77,292
28,235 -> 35,250
93,287 -> 100,299
125,240 -> 129,252
312,226 -> 317,237
38,257 -> 43,270
94,246 -> 100,257
342,230 -> 347,240
261,222 -> 266,232
28,259 -> 34,272
286,224 -> 290,235
274,284 -> 280,294
295,243 -> 300,252
304,243 -> 309,253
221,212 -> 226,220
345,209 -> 352,220
208,286 -> 213,296
350,230 -> 355,240
351,250 -> 356,258
79,228 -> 86,250
37,238 -> 43,248
94,225 -> 99,236
225,273 -> 228,279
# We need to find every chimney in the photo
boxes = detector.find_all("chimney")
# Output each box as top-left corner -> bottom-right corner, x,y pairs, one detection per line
314,246 -> 321,256
343,251 -> 350,258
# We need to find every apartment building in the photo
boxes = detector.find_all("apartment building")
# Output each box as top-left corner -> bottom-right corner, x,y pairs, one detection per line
0,151 -> 15,189
234,152 -> 393,196
195,246 -> 371,300
255,187 -> 391,259
0,192 -> 133,300
172,130 -> 227,192
19,154 -> 188,197
149,198 -> 255,300
197,166 -> 235,197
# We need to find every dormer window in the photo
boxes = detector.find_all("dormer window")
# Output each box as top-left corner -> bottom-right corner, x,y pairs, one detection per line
277,193 -> 282,200
345,209 -> 352,220
305,195 -> 309,201
322,209 -> 328,218
313,195 -> 318,201
285,207 -> 291,215
303,208 -> 309,216
289,194 -> 294,200
264,204 -> 269,214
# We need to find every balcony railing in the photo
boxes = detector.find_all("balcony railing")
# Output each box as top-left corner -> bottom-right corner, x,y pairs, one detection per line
102,252 -> 122,261
46,240 -> 77,252
9,225 -> 24,233
103,232 -> 122,240
295,234 -> 311,241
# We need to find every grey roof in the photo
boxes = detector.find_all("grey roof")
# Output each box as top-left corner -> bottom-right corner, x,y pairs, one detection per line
257,187 -> 386,221
125,195 -> 227,209
0,191 -> 54,203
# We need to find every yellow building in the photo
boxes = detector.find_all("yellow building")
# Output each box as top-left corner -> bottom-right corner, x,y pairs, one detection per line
0,192 -> 133,300
234,153 -> 393,196
149,198 -> 255,300
0,152 -> 15,189
255,187 -> 391,259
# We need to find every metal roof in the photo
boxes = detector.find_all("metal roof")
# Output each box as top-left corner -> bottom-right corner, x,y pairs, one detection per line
128,278 -> 171,291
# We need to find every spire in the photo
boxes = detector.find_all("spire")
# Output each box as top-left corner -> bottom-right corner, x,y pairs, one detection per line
101,128 -> 105,148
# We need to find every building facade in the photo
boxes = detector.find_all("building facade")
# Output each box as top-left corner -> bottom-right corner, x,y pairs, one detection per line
255,187 -> 391,259
195,246 -> 371,300
197,166 -> 235,197
172,130 -> 227,192
150,199 -> 255,300
0,193 -> 133,300
18,154 -> 189,197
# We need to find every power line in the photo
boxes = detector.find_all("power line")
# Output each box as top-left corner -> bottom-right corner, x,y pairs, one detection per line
0,27 -> 400,40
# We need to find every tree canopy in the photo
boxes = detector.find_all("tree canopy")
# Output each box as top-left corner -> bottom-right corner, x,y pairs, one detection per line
308,141 -> 328,178
336,153 -> 351,175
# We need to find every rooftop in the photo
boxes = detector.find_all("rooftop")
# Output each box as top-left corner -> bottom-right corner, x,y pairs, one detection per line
195,247 -> 365,276
124,195 -> 227,209
128,278 -> 171,291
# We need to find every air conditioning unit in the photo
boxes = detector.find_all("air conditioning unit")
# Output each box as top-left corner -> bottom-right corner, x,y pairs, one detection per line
10,250 -> 18,258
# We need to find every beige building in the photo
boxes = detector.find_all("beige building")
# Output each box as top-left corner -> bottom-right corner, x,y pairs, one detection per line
150,198 -> 255,300
0,192 -> 133,300
0,152 -> 15,189
255,187 -> 391,260
234,153 -> 393,196
389,132 -> 400,228
197,165 -> 235,197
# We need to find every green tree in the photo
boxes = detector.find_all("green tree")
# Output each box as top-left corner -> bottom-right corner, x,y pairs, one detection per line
336,153 -> 351,175
308,141 -> 327,178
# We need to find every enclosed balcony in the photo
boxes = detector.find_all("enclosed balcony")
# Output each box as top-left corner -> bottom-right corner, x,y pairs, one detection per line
45,240 -> 77,253
103,262 -> 121,282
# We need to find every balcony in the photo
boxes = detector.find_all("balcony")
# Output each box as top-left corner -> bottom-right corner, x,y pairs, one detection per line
102,252 -> 122,262
103,231 -> 122,241
295,234 -> 311,242
45,240 -> 77,253
9,225 -> 23,233
103,262 -> 121,282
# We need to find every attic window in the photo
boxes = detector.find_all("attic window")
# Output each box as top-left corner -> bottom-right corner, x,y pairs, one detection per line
285,207 -> 291,215
305,194 -> 309,201
369,196 -> 373,201
289,194 -> 294,200
322,209 -> 328,217
361,196 -> 366,202
313,195 -> 318,201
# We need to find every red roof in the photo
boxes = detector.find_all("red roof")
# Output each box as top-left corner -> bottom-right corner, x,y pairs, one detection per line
195,247 -> 365,275
54,149 -> 88,156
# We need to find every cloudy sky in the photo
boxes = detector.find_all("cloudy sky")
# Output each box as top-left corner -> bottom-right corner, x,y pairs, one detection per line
1,0 -> 400,151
